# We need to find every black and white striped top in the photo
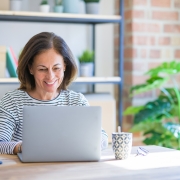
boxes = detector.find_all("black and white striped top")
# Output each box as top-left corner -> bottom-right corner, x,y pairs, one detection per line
0,89 -> 108,154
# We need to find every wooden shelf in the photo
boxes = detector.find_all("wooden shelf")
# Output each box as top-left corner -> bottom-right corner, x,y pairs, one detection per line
74,77 -> 121,84
0,77 -> 121,84
0,11 -> 121,24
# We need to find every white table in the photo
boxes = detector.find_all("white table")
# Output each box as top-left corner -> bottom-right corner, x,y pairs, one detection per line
0,145 -> 180,180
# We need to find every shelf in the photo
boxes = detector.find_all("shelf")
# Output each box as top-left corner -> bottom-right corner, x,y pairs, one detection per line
0,77 -> 121,84
74,77 -> 121,84
0,11 -> 121,24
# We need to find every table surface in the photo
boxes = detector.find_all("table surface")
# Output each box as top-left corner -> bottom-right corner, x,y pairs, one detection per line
1,145 -> 180,180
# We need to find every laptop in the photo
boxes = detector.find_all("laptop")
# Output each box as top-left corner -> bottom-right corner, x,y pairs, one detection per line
17,106 -> 101,162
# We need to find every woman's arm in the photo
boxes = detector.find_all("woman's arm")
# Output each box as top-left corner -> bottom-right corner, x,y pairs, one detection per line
0,94 -> 20,154
101,129 -> 108,151
0,141 -> 22,154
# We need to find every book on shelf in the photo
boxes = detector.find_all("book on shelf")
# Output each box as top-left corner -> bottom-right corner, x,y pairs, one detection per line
10,47 -> 18,67
6,47 -> 18,77
0,46 -> 6,78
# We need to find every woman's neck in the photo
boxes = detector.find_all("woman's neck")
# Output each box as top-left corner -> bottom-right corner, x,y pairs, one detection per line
27,89 -> 60,101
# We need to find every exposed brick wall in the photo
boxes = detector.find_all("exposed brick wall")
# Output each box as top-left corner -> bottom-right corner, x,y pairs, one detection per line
114,0 -> 180,146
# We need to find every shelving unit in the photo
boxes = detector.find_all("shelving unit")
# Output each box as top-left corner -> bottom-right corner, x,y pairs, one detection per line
0,0 -> 124,126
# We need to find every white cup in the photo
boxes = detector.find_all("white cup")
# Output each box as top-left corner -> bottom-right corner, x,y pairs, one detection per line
112,132 -> 132,160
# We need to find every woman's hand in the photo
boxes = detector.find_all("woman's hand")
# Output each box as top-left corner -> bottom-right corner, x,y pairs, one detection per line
13,142 -> 22,155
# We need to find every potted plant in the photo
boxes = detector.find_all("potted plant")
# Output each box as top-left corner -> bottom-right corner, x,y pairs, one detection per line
54,0 -> 63,13
78,50 -> 94,77
10,0 -> 23,11
62,0 -> 79,13
40,0 -> 50,13
123,61 -> 180,150
83,0 -> 100,14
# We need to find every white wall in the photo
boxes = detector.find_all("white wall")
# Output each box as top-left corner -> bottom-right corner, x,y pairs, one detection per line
0,0 -> 115,96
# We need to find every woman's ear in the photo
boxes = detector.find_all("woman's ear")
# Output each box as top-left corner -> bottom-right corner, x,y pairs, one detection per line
64,64 -> 66,72
28,64 -> 33,75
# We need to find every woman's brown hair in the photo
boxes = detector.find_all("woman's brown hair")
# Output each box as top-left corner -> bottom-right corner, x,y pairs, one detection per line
17,32 -> 77,91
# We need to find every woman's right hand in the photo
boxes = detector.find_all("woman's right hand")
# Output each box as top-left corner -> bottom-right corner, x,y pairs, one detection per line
13,142 -> 22,155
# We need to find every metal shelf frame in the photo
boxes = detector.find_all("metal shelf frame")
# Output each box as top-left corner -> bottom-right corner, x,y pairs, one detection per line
0,0 -> 124,126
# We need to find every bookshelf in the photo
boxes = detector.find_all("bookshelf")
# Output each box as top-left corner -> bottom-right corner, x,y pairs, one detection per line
0,0 -> 124,126
0,77 -> 121,84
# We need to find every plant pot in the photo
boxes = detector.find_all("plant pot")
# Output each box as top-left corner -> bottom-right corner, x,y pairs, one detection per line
63,0 -> 79,13
80,62 -> 94,77
54,5 -> 63,13
85,2 -> 99,14
39,4 -> 50,13
10,0 -> 22,11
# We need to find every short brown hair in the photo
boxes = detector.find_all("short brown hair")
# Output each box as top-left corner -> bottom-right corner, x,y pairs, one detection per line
17,32 -> 77,91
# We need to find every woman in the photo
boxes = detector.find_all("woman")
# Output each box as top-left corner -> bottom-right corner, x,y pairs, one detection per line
0,32 -> 108,154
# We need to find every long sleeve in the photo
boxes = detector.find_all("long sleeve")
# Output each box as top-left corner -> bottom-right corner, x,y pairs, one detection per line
0,94 -> 20,154
101,129 -> 108,151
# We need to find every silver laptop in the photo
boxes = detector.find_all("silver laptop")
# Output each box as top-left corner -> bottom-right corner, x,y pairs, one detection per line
17,106 -> 101,162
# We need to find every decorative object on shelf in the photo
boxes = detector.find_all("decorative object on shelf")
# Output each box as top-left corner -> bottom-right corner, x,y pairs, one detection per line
40,0 -> 50,13
9,0 -> 22,11
123,61 -> 180,150
0,46 -> 6,78
83,0 -> 100,14
53,0 -> 63,13
63,0 -> 79,14
78,50 -> 94,77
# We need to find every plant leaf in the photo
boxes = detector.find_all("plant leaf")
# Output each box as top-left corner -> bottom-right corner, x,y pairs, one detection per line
164,122 -> 180,138
146,61 -> 180,76
130,76 -> 168,96
134,96 -> 172,124
123,106 -> 144,115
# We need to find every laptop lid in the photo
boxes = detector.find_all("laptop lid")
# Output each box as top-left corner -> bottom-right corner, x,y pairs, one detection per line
18,106 -> 101,162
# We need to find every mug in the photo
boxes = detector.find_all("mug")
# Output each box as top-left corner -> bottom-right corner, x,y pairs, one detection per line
112,132 -> 132,160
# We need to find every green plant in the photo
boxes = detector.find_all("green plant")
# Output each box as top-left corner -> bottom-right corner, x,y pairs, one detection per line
83,0 -> 100,3
78,50 -> 94,63
40,0 -> 48,5
123,61 -> 180,150
54,0 -> 62,6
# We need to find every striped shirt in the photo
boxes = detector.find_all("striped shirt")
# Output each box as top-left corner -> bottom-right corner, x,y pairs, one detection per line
0,89 -> 108,154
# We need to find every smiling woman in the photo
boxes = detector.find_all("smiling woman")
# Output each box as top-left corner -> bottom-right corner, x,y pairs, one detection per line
0,32 -> 108,154
28,49 -> 66,100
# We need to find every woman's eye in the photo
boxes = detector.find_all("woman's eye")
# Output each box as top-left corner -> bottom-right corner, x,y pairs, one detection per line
54,68 -> 60,70
39,69 -> 46,71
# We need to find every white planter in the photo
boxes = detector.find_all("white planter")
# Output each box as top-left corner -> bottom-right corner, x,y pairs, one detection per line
10,0 -> 22,11
85,3 -> 99,14
80,62 -> 94,77
39,4 -> 50,13
54,5 -> 63,13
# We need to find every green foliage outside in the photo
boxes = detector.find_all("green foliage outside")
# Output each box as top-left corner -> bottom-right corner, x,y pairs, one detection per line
41,0 -> 48,5
123,61 -> 180,150
78,50 -> 94,63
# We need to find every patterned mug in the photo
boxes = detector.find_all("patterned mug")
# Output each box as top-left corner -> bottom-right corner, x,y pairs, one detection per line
112,132 -> 132,160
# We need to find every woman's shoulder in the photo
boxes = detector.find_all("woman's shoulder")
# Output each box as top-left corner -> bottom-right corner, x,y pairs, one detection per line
0,89 -> 25,101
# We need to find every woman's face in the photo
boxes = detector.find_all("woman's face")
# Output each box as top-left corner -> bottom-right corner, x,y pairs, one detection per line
29,48 -> 66,94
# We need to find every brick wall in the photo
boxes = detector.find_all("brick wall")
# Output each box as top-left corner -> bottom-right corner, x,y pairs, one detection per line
114,0 -> 180,145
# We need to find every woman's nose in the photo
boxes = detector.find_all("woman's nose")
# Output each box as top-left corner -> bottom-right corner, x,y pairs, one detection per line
46,69 -> 54,79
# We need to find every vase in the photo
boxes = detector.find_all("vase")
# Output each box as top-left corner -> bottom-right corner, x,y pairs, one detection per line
39,4 -> 50,13
63,0 -> 79,13
53,5 -> 63,13
80,62 -> 94,77
85,2 -> 99,14
9,0 -> 22,11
